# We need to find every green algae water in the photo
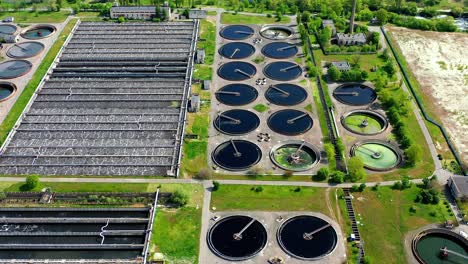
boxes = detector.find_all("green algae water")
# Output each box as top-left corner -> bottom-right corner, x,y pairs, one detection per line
354,143 -> 398,170
416,234 -> 467,264
343,113 -> 384,134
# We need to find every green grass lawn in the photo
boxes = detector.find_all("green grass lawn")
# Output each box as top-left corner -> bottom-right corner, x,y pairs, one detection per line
0,11 -> 70,23
193,64 -> 213,80
0,19 -> 78,147
5,181 -> 150,193
198,19 -> 216,65
221,12 -> 290,24
351,186 -> 455,264
253,103 -> 269,113
151,207 -> 201,264
210,184 -> 329,214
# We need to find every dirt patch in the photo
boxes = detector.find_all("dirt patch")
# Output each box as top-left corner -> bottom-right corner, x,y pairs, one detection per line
389,27 -> 468,164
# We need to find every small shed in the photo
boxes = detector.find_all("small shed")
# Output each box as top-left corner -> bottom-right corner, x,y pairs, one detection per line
336,33 -> 367,46
448,176 -> 468,199
189,94 -> 200,112
202,80 -> 210,90
188,9 -> 207,19
195,49 -> 205,64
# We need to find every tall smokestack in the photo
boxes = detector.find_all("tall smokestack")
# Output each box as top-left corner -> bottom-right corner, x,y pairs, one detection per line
349,0 -> 357,34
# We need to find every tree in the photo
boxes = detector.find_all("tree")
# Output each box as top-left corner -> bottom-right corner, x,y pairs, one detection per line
358,183 -> 366,192
382,60 -> 396,77
212,181 -> 220,191
316,167 -> 330,181
25,175 -> 40,190
330,171 -> 346,183
301,11 -> 311,23
118,16 -> 126,23
56,0 -> 62,11
328,65 -> 341,81
375,8 -> 389,25
347,156 -> 366,182
319,26 -> 332,47
169,190 -> 188,207
405,145 -> 422,166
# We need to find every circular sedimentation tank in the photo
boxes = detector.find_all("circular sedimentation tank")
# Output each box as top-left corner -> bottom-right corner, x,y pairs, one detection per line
351,140 -> 401,171
270,141 -> 320,171
341,110 -> 388,135
207,215 -> 267,261
277,215 -> 338,260
218,61 -> 257,81
260,25 -> 293,40
214,109 -> 260,136
7,41 -> 45,58
0,82 -> 17,101
268,109 -> 313,136
265,83 -> 307,106
333,83 -> 377,106
219,42 -> 255,59
21,24 -> 56,39
216,84 -> 258,106
212,140 -> 261,171
413,229 -> 468,264
262,42 -> 298,59
0,24 -> 18,35
0,60 -> 33,79
220,25 -> 254,40
264,61 -> 302,81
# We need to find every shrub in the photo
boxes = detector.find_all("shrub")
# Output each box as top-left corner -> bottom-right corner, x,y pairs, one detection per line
24,175 -> 40,190
254,186 -> 263,192
330,171 -> 345,183
409,205 -> 417,213
351,184 -> 360,192
372,183 -> 380,191
358,183 -> 366,192
293,187 -> 301,192
212,181 -> 220,191
266,13 -> 272,18
169,190 -> 189,207
315,167 -> 330,181
118,16 -> 125,23
324,143 -> 336,170
195,168 -> 212,180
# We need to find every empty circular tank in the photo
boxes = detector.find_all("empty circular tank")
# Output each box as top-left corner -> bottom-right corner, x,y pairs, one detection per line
218,62 -> 257,81
214,109 -> 260,136
265,83 -> 307,106
262,42 -> 298,59
260,25 -> 293,40
216,84 -> 258,106
270,141 -> 320,171
0,82 -> 17,101
277,215 -> 338,260
0,24 -> 17,35
7,41 -> 45,58
264,61 -> 302,81
220,25 -> 254,40
212,140 -> 261,171
219,42 -> 255,59
268,109 -> 313,135
333,83 -> 377,106
0,60 -> 33,79
207,215 -> 267,261
22,24 -> 56,39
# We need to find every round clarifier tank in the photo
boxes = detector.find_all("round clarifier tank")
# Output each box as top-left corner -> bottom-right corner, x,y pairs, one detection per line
333,83 -> 377,106
0,82 -> 17,102
270,141 -> 320,171
21,24 -> 56,39
218,61 -> 257,81
277,215 -> 338,260
265,83 -> 307,106
268,109 -> 313,136
0,24 -> 18,35
341,110 -> 388,135
216,84 -> 258,106
260,25 -> 293,40
207,215 -> 267,261
7,41 -> 45,58
0,60 -> 33,79
351,141 -> 401,171
220,25 -> 254,40
212,140 -> 261,171
264,61 -> 302,81
413,229 -> 468,264
219,42 -> 255,59
214,109 -> 260,136
262,42 -> 298,59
